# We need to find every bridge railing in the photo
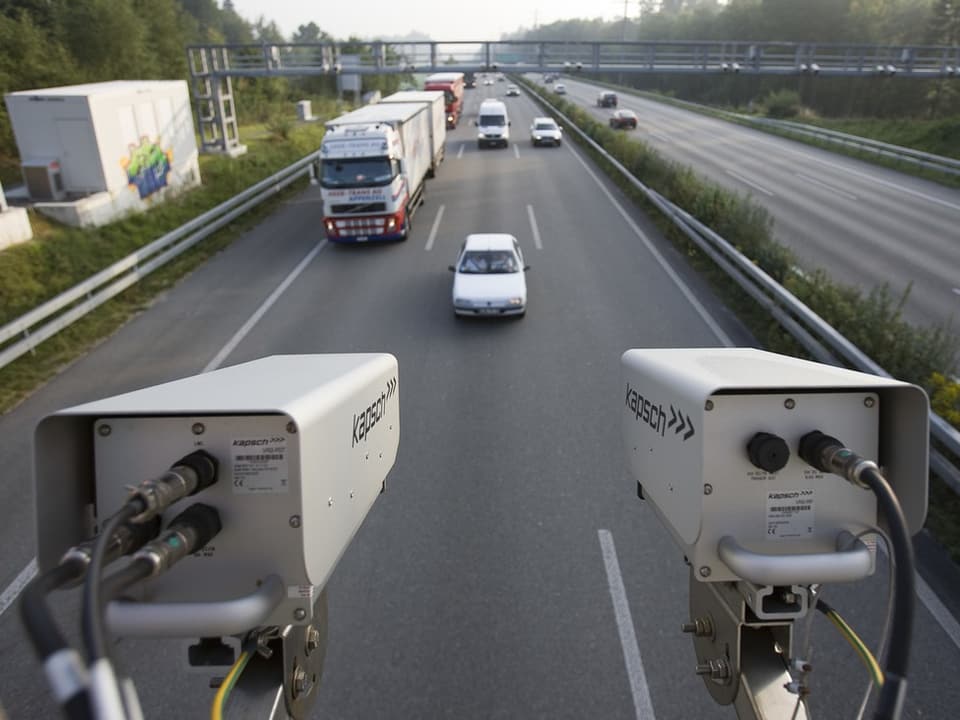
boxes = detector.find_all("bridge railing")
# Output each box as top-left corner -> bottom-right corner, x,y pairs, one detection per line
186,40 -> 960,78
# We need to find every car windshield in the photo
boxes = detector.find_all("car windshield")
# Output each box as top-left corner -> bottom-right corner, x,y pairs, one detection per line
479,114 -> 505,127
535,122 -> 557,130
321,157 -> 395,188
458,250 -> 519,274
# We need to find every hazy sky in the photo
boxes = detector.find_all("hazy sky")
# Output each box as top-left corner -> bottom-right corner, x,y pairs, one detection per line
228,0 -> 625,41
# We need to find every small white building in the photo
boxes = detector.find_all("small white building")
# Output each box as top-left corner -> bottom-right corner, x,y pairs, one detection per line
4,80 -> 201,227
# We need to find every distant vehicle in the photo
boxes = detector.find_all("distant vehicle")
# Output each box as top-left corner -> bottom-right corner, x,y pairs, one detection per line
484,78 -> 494,86
449,234 -> 528,317
554,83 -> 567,95
530,117 -> 562,147
476,98 -> 510,149
506,85 -> 520,97
424,72 -> 465,128
496,74 -> 506,82
464,71 -> 477,89
544,74 -> 556,84
609,109 -> 638,129
597,91 -> 618,108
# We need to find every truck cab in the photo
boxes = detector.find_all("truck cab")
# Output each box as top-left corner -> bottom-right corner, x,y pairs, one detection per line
424,72 -> 465,129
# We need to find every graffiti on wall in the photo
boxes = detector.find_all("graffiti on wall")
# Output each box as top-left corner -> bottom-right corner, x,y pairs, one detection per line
121,137 -> 173,199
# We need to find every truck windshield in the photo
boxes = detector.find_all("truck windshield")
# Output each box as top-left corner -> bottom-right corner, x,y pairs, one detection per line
321,157 -> 395,188
479,115 -> 505,127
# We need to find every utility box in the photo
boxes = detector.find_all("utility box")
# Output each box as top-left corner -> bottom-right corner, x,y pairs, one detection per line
4,80 -> 201,227
0,179 -> 34,250
296,100 -> 313,122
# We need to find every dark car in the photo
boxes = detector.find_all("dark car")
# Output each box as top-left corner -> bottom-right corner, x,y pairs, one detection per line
609,109 -> 638,130
597,91 -> 618,108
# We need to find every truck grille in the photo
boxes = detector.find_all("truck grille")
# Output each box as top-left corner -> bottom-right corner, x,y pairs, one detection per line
330,202 -> 387,214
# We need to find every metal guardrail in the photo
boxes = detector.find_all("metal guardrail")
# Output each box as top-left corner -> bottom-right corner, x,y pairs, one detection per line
522,80 -> 960,495
612,90 -> 960,178
739,117 -> 960,177
0,154 -> 318,371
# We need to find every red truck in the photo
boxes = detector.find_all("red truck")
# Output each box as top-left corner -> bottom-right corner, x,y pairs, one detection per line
424,72 -> 464,129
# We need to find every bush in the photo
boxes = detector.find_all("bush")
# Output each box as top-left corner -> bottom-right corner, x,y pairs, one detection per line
763,89 -> 802,119
266,113 -> 294,141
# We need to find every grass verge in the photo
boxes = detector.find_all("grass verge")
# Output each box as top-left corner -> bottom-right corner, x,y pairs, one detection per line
0,121 -> 326,413
523,78 -> 960,563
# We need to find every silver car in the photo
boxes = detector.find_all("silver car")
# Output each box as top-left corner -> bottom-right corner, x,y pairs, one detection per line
530,117 -> 562,147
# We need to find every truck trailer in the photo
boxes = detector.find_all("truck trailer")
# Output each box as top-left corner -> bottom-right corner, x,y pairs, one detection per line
380,91 -> 447,176
320,102 -> 432,243
423,72 -> 465,129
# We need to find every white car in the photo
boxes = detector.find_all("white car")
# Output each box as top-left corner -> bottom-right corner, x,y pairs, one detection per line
506,85 -> 520,97
530,117 -> 562,147
449,234 -> 528,317
554,83 -> 567,95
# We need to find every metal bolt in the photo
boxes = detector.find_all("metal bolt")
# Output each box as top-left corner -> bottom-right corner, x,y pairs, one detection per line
289,515 -> 301,528
291,665 -> 307,698
782,591 -> 797,605
699,566 -> 712,578
864,397 -> 875,408
293,608 -> 306,622
681,617 -> 713,637
784,398 -> 796,410
695,659 -> 730,680
191,422 -> 206,435
97,424 -> 112,437
327,498 -> 334,507
286,421 -> 298,434
704,400 -> 714,411
703,484 -> 713,495
305,626 -> 321,655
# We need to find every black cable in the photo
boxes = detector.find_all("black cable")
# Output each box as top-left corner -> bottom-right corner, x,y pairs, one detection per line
81,502 -> 142,663
99,558 -> 154,604
798,431 -> 914,720
860,465 -> 914,720
21,558 -> 85,660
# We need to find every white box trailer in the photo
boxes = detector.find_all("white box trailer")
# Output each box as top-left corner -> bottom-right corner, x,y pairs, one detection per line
380,91 -> 447,176
4,80 -> 200,227
321,102 -> 433,242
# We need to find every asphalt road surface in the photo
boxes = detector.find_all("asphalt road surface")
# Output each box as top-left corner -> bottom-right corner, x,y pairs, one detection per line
0,81 -> 958,719
540,75 -> 960,332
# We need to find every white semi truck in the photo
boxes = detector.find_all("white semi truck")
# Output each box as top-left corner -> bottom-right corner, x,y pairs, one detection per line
320,102 -> 433,243
379,91 -> 447,176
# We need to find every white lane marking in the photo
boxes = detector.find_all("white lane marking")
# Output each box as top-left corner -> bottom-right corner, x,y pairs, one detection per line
566,144 -> 734,346
513,143 -> 520,159
598,530 -> 657,720
425,204 -> 446,252
795,172 -> 859,202
725,168 -> 775,197
457,143 -> 465,159
745,132 -> 960,212
648,130 -> 672,144
203,240 -> 327,372
526,205 -> 543,250
917,571 -> 960,649
0,557 -> 37,618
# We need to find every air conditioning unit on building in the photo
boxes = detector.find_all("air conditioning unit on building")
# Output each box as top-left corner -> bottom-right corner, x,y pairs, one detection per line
22,159 -> 66,201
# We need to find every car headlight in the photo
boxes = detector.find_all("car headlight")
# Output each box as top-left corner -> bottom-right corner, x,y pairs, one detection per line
508,297 -> 523,306
454,298 -> 472,307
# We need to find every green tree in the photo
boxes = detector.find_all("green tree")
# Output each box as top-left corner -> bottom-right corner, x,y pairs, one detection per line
60,0 -> 149,79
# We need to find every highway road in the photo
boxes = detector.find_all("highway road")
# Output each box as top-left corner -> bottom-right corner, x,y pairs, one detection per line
0,81 -> 958,719
537,76 -> 960,332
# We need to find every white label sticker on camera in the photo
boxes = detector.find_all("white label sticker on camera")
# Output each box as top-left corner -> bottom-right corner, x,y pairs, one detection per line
231,436 -> 289,494
766,489 -> 815,539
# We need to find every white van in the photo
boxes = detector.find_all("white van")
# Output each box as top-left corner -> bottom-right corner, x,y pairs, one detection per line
476,99 -> 510,149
